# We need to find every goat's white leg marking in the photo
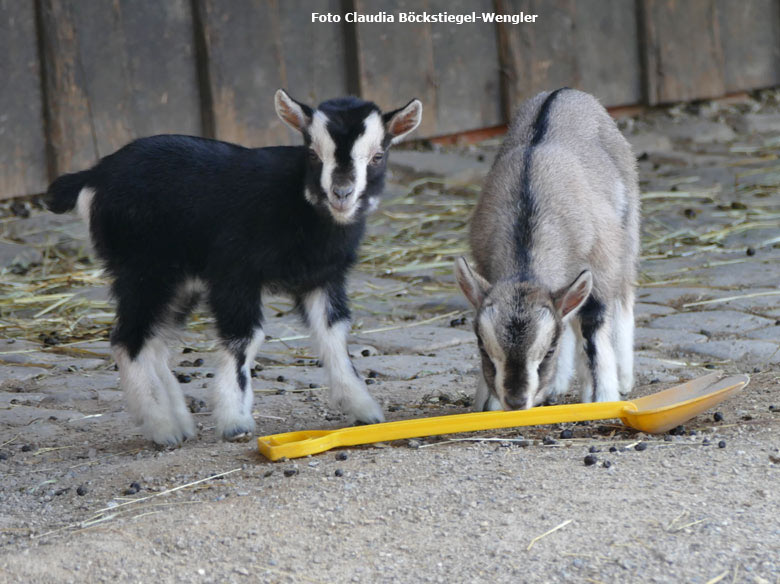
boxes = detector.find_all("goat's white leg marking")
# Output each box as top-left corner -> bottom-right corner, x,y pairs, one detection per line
149,337 -> 196,440
114,338 -> 188,446
550,323 -> 576,399
304,290 -> 384,424
212,328 -> 263,439
591,317 -> 620,403
474,375 -> 501,412
613,295 -> 635,397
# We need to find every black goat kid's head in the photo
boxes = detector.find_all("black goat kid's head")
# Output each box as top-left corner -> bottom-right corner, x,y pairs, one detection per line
275,89 -> 422,224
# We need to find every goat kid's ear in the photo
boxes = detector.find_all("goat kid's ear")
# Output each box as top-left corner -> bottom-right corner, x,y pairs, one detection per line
383,99 -> 423,144
553,270 -> 593,320
275,89 -> 313,133
455,257 -> 489,308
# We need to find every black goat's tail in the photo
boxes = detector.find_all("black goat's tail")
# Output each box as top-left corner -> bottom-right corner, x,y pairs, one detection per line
45,170 -> 92,214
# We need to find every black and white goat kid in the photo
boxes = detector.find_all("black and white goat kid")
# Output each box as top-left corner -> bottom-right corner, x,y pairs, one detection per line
46,90 -> 422,446
456,88 -> 639,412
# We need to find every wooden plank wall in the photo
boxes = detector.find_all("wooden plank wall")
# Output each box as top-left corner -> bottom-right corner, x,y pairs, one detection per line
37,0 -> 201,176
1,0 -> 779,199
0,0 -> 47,198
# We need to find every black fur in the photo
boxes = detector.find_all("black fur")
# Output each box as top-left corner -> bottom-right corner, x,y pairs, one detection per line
512,88 -> 569,274
579,295 -> 606,402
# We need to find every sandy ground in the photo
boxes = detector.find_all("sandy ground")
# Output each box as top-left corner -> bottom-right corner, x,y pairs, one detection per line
1,93 -> 779,583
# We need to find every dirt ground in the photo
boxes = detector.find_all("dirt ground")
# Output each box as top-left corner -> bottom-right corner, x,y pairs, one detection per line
1,92 -> 779,583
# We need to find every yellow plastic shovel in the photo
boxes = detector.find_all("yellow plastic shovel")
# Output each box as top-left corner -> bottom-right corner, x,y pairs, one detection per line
257,373 -> 748,461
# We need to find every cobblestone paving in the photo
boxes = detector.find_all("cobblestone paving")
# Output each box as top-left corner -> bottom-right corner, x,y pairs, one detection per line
0,93 -> 778,583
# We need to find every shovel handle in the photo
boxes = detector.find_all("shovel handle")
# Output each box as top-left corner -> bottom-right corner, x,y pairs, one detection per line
258,401 -> 628,461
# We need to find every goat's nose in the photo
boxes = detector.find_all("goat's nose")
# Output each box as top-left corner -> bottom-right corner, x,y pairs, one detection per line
332,184 -> 354,200
503,392 -> 528,410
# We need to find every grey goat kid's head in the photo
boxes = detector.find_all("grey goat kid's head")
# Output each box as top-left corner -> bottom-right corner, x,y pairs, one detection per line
455,258 -> 593,410
275,89 -> 422,224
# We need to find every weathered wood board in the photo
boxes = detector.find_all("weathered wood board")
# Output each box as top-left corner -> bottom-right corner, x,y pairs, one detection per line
38,0 -> 201,175
719,0 -> 780,93
352,0 -> 438,137
572,0 -> 642,107
0,0 -> 48,197
196,0 -> 289,146
428,0 -> 503,133
38,0 -> 201,173
497,0 -> 642,116
640,0 -> 725,105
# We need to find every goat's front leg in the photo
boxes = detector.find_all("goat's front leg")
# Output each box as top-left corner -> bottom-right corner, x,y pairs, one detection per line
474,375 -> 502,412
301,287 -> 384,424
210,284 -> 263,441
579,297 -> 620,403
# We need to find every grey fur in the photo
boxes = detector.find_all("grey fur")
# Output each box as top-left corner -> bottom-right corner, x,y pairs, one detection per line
457,89 -> 640,411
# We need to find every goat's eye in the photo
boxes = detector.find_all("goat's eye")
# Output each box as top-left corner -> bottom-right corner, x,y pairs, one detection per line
308,149 -> 320,162
370,151 -> 384,165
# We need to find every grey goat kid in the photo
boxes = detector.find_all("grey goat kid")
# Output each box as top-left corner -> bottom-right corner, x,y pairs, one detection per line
456,88 -> 640,412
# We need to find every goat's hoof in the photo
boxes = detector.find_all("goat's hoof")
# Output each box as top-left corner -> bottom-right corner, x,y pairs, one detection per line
224,430 -> 252,443
143,417 -> 190,447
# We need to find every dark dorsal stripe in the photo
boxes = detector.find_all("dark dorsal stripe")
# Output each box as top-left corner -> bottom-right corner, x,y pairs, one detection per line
513,88 -> 569,274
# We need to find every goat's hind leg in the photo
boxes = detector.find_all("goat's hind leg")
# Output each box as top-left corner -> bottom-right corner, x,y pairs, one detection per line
111,281 -> 195,446
301,286 -> 384,425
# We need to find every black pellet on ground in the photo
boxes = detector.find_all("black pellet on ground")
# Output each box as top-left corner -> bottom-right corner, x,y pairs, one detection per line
206,372 -> 214,378
746,246 -> 756,256
123,482 -> 141,495
21,444 -> 34,452
193,358 -> 204,367
336,452 -> 348,461
361,349 -> 371,357
609,446 -> 618,453
584,455 -> 598,466
702,438 -> 710,445
543,437 -> 557,446
560,429 -> 573,439
368,370 -> 378,379
179,360 -> 193,367
713,412 -> 724,422
602,460 -> 612,468
669,425 -> 686,436
683,208 -> 697,219
309,383 -> 318,388
276,389 -> 286,395
283,469 -> 298,477
589,446 -> 600,453
334,469 -> 344,477
635,442 -> 647,452
250,370 -> 257,378
388,405 -> 401,412
76,485 -> 88,496
176,373 -> 192,383
365,379 -> 375,385
718,441 -> 726,449
449,317 -> 467,327
182,347 -> 194,354
276,375 -> 285,382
